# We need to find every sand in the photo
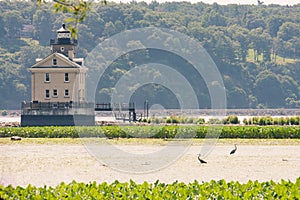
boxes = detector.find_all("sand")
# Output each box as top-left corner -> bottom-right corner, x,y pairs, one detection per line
0,141 -> 299,187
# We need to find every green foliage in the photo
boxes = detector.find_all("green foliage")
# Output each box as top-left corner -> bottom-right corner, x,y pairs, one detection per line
245,116 -> 300,126
223,116 -> 240,124
150,116 -> 206,125
1,125 -> 300,139
2,2 -> 300,109
0,178 -> 299,199
52,0 -> 94,38
37,0 -> 105,39
1,110 -> 7,116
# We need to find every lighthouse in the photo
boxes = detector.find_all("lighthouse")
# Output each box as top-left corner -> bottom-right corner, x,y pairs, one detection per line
21,24 -> 95,126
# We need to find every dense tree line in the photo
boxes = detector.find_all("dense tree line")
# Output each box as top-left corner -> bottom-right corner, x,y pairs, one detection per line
1,1 -> 300,109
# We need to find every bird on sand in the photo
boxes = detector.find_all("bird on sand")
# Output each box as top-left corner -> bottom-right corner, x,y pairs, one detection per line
198,154 -> 207,164
230,144 -> 237,155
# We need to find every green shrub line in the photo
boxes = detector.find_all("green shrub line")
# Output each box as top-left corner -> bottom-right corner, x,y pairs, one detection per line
1,125 -> 300,139
1,178 -> 299,199
147,115 -> 300,126
243,116 -> 300,126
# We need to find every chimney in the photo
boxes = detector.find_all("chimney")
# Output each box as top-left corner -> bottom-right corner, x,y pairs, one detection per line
68,49 -> 74,60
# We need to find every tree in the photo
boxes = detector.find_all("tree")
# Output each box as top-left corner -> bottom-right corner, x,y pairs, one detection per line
278,22 -> 300,41
271,38 -> 284,62
201,8 -> 227,27
1,1 -> 300,109
37,0 -> 106,37
279,75 -> 299,104
0,15 -> 6,37
227,87 -> 249,108
254,70 -> 285,107
227,25 -> 249,62
33,8 -> 54,45
249,28 -> 271,62
3,10 -> 24,38
77,23 -> 96,54
114,20 -> 125,33
84,12 -> 104,38
267,17 -> 283,37
103,21 -> 116,37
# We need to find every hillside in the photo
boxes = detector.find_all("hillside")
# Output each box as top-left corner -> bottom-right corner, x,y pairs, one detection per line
1,1 -> 300,109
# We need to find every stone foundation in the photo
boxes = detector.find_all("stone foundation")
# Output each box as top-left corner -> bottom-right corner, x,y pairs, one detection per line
21,115 -> 95,126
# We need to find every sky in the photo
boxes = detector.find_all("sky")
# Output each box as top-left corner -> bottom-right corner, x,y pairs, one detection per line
113,0 -> 300,6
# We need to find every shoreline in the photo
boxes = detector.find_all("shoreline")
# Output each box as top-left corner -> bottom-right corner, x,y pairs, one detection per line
1,138 -> 300,145
0,142 -> 299,187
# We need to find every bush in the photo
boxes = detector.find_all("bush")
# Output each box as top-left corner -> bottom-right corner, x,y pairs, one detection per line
208,118 -> 222,124
166,118 -> 172,123
195,118 -> 205,124
223,116 -> 240,124
1,110 -> 7,116
1,125 -> 300,139
1,178 -> 299,199
245,116 -> 300,126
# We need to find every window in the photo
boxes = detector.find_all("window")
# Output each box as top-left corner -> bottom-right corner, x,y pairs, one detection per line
53,58 -> 57,65
64,89 -> 69,97
45,73 -> 50,82
45,89 -> 50,99
53,89 -> 58,97
64,73 -> 69,82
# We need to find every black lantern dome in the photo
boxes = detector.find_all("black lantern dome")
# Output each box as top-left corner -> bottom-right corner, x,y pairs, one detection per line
50,24 -> 77,58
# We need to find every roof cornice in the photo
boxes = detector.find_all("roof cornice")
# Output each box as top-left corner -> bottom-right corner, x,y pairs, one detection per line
31,52 -> 83,69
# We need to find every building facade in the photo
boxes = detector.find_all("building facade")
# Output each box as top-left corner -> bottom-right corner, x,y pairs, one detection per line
21,24 -> 94,126
30,24 -> 86,103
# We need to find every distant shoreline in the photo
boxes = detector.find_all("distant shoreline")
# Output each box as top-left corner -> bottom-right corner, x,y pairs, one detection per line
1,109 -> 300,124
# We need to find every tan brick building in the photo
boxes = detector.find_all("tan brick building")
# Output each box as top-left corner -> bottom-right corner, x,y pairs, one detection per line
30,24 -> 87,103
21,24 -> 94,126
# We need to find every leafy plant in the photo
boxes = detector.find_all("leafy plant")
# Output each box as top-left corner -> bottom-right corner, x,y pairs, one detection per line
0,178 -> 299,199
1,110 -> 7,116
1,125 -> 300,139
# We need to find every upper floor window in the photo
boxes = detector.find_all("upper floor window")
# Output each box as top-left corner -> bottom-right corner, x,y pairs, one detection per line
53,58 -> 57,65
45,89 -> 50,99
65,73 -> 69,82
45,73 -> 50,82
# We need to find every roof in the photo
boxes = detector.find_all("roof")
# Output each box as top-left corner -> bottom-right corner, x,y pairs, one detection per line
57,24 -> 69,33
31,52 -> 83,68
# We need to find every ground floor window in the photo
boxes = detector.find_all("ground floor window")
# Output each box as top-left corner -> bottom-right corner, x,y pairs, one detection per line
53,89 -> 58,97
45,89 -> 50,99
64,89 -> 69,97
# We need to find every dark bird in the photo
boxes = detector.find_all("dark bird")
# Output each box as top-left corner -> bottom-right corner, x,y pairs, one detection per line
257,0 -> 264,5
230,144 -> 237,155
198,154 -> 207,164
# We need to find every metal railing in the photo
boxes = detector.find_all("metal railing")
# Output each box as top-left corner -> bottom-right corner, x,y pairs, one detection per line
50,38 -> 77,45
21,101 -> 94,115
95,103 -> 135,111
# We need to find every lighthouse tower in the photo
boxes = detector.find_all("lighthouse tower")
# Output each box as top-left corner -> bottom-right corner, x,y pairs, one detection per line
21,24 -> 94,126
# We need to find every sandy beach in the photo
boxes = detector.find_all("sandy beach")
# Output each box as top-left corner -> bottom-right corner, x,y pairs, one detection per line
0,140 -> 299,187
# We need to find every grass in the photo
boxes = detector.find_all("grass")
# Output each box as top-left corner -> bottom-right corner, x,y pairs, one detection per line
0,138 -> 83,145
246,49 -> 299,64
1,137 -> 299,146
